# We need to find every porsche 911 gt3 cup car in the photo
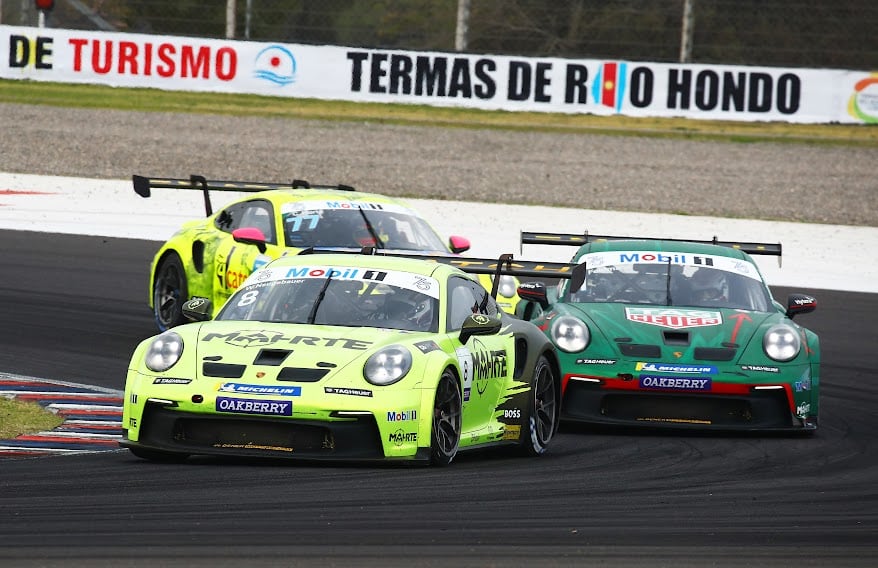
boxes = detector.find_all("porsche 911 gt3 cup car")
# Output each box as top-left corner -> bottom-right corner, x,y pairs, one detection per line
121,251 -> 584,465
133,174 -> 520,330
515,231 -> 819,432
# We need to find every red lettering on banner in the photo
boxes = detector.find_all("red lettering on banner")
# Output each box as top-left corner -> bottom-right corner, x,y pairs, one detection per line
65,37 -> 237,81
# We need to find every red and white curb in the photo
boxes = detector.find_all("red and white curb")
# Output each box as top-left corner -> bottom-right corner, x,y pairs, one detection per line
0,373 -> 124,458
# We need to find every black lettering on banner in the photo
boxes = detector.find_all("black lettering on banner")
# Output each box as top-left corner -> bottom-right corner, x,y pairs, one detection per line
8,35 -> 53,69
776,73 -> 800,114
507,60 -> 531,101
369,52 -> 389,93
416,55 -> 447,96
473,59 -> 496,99
667,68 -> 691,109
695,70 -> 719,111
564,63 -> 588,104
722,71 -> 747,111
534,62 -> 552,103
347,51 -> 369,91
389,53 -> 413,94
629,66 -> 653,108
748,72 -> 772,112
449,57 -> 472,98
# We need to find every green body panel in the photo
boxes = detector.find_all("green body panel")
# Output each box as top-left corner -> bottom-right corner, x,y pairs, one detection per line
518,238 -> 820,429
125,254 -> 551,461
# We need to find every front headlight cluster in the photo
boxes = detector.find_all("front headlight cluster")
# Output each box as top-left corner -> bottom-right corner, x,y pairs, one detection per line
551,316 -> 590,353
364,345 -> 412,386
763,324 -> 801,361
145,331 -> 184,372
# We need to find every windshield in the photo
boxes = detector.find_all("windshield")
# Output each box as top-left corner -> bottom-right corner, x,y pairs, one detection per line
563,251 -> 773,312
281,201 -> 448,252
217,265 -> 440,332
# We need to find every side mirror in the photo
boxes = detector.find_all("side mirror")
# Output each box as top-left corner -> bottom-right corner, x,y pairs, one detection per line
232,227 -> 267,253
786,294 -> 816,319
448,235 -> 471,254
182,297 -> 213,322
458,313 -> 501,343
517,281 -> 549,308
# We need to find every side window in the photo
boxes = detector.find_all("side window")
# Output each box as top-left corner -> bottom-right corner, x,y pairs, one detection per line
446,276 -> 498,332
215,200 -> 276,244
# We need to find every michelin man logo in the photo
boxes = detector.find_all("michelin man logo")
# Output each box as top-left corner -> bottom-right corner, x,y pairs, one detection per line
254,45 -> 297,86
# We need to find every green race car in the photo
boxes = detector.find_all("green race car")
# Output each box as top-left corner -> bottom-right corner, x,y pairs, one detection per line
515,231 -> 820,432
121,251 -> 582,465
134,174 -> 520,330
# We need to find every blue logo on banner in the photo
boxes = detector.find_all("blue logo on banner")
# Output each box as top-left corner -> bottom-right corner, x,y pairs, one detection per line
254,45 -> 297,86
219,383 -> 301,396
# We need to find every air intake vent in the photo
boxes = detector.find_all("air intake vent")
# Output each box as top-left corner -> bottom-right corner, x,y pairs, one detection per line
254,349 -> 292,366
202,362 -> 246,378
277,368 -> 330,382
619,344 -> 661,358
694,347 -> 736,361
662,331 -> 690,345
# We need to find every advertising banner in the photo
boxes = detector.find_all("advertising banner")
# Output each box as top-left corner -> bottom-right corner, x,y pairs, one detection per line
2,25 -> 875,124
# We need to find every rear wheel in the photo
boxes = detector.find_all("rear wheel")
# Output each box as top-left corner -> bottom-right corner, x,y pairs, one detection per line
153,253 -> 188,331
520,355 -> 558,456
430,370 -> 462,466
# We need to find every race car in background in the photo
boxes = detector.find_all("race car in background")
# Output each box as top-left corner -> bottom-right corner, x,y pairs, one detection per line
515,231 -> 820,432
121,251 -> 584,465
133,174 -> 520,330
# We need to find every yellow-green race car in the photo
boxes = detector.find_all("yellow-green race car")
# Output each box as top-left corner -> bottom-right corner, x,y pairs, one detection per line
134,174 -> 520,330
120,251 -> 583,465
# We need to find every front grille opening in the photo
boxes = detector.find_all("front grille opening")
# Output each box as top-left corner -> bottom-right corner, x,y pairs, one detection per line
619,344 -> 661,358
694,347 -> 736,361
277,368 -> 330,382
174,418 -> 333,453
202,362 -> 246,378
662,331 -> 690,345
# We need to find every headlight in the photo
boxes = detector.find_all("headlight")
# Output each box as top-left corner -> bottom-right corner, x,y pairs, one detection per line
145,331 -> 184,372
498,275 -> 517,299
763,324 -> 801,362
364,345 -> 412,386
551,316 -> 589,353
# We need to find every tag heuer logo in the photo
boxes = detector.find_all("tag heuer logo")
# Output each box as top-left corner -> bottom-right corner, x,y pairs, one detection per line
625,308 -> 722,329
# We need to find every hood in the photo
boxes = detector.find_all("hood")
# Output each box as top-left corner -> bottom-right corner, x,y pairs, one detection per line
185,321 -> 427,381
562,303 -> 786,362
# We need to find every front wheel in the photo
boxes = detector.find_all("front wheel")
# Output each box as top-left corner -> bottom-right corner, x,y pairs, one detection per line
430,370 -> 462,466
152,253 -> 188,331
520,355 -> 558,456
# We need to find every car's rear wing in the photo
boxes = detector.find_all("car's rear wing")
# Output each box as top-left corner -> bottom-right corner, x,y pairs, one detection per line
132,174 -> 355,217
521,230 -> 782,264
300,247 -> 586,299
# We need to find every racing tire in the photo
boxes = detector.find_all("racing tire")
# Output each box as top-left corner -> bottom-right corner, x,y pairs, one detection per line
153,253 -> 188,331
430,370 -> 462,466
129,447 -> 189,463
520,355 -> 558,456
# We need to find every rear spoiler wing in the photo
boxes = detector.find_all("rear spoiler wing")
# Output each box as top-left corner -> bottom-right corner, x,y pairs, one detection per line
521,231 -> 782,265
132,174 -> 355,217
299,247 -> 586,299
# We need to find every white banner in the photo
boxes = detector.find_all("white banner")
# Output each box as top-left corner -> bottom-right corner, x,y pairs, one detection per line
2,25 -> 876,124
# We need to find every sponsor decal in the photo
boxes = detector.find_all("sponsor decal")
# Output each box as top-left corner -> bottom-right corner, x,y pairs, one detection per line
153,377 -> 192,385
740,365 -> 780,374
576,358 -> 616,365
214,442 -> 294,452
636,362 -> 717,374
387,410 -> 418,422
414,340 -> 440,354
503,424 -> 521,441
323,386 -> 373,397
203,330 -> 371,350
626,307 -> 722,329
456,346 -> 473,402
470,338 -> 507,396
215,396 -> 292,416
218,383 -> 302,396
502,409 -> 521,419
639,375 -> 712,391
796,402 -> 811,416
794,368 -> 812,392
388,429 -> 417,446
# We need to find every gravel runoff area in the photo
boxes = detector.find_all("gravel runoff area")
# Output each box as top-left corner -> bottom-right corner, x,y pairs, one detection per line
2,102 -> 875,227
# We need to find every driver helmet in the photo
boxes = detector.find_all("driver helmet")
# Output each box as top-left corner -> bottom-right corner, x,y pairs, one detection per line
688,268 -> 728,303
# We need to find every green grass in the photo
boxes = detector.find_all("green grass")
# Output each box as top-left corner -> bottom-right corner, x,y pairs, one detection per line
2,79 -> 875,146
0,396 -> 64,439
